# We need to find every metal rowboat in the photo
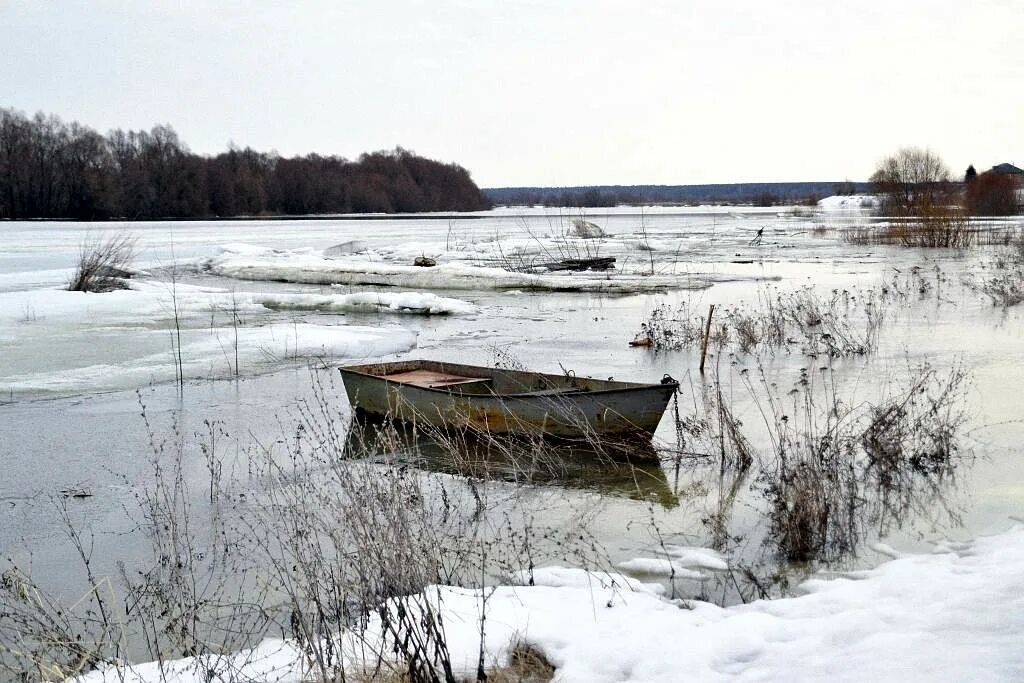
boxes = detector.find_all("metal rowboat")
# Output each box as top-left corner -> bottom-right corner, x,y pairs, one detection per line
339,360 -> 678,439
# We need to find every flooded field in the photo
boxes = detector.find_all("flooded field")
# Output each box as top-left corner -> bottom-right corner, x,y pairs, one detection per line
2,205 -> 1023,678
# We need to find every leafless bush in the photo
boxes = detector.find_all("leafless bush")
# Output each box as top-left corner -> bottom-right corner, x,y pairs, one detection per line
668,357 -> 970,567
67,233 -> 137,293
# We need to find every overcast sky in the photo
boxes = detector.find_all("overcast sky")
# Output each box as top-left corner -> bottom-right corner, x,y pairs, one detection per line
2,1 -> 1021,187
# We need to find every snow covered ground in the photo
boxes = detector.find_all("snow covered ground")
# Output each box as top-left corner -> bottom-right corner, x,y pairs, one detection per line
76,524 -> 1024,682
817,194 -> 880,213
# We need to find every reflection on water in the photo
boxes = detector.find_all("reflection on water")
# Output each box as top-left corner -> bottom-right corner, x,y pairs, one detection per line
342,414 -> 680,508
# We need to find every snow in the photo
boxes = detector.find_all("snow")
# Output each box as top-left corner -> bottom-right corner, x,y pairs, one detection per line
206,244 -> 713,293
74,525 -> 1024,682
870,542 -> 904,559
817,194 -> 879,213
259,291 -> 476,315
571,218 -> 607,238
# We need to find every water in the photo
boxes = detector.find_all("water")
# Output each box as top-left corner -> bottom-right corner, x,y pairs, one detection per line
1,206 -> 1023,609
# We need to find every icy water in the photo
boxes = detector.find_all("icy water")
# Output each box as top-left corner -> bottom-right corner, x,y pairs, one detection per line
2,206 -> 1023,607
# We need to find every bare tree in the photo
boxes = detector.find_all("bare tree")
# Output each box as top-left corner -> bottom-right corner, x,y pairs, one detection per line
870,147 -> 951,214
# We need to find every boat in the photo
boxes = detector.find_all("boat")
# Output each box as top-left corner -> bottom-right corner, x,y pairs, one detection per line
338,359 -> 679,440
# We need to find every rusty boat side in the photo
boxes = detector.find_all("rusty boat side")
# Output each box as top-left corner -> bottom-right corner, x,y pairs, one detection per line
338,360 -> 678,439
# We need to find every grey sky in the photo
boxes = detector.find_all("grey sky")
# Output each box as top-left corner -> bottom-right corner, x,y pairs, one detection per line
2,1 -> 1021,187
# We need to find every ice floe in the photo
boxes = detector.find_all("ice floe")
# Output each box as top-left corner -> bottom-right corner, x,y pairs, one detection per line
1,314 -> 416,394
259,291 -> 476,315
206,244 -> 718,292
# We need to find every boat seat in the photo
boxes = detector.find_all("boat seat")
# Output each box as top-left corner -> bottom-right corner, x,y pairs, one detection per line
383,369 -> 492,390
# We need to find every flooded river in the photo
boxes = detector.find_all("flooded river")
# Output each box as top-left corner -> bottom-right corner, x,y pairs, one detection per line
2,206 -> 1023,611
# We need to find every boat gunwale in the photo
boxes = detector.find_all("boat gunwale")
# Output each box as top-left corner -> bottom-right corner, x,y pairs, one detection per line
339,362 -> 679,399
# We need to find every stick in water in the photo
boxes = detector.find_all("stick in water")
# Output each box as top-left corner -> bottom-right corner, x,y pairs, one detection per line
699,304 -> 716,374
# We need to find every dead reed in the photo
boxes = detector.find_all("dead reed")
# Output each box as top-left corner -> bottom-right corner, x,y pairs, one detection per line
638,286 -> 885,358
713,360 -> 969,563
840,206 -> 976,248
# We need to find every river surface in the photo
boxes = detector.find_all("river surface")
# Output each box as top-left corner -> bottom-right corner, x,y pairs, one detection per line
2,206 -> 1023,607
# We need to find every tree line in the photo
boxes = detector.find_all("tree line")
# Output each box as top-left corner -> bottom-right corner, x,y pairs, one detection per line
0,108 -> 490,219
484,182 -> 867,208
870,147 -> 1021,216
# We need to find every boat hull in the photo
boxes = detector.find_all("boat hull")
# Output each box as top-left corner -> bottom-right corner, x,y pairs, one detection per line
339,360 -> 677,439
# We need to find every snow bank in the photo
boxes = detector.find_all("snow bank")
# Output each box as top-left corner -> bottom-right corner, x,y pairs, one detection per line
818,194 -> 879,213
76,525 -> 1024,682
260,291 -> 476,315
206,245 -> 710,293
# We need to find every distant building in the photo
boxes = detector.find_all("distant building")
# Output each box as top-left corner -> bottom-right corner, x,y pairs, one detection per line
991,163 -> 1024,175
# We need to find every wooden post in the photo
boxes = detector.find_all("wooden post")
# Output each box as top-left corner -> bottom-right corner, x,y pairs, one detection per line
699,304 -> 715,374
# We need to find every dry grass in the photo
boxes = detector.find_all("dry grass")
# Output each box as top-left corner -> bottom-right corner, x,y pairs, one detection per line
967,234 -> 1024,307
975,271 -> 1024,307
67,233 -> 137,292
488,216 -> 606,273
488,643 -> 555,683
638,286 -> 885,358
345,642 -> 554,683
677,357 -> 970,566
